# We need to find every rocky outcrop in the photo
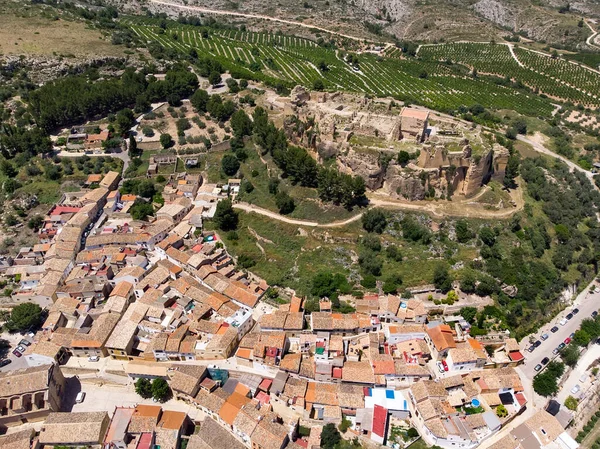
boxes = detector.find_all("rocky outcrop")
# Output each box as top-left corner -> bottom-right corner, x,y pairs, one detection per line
491,144 -> 510,182
337,149 -> 385,190
290,85 -> 310,107
385,166 -> 426,200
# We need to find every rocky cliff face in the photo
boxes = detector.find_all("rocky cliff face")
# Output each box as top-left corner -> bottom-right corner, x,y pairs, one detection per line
337,149 -> 386,190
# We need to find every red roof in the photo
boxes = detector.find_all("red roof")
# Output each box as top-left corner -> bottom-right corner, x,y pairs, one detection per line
508,351 -> 525,362
136,432 -> 153,449
258,378 -> 272,391
333,367 -> 342,379
295,439 -> 308,448
515,392 -> 527,407
50,205 -> 81,215
265,347 -> 278,358
192,244 -> 203,253
256,391 -> 270,406
372,405 -> 387,438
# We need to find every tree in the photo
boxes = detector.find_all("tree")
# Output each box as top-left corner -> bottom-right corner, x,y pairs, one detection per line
574,329 -> 591,347
460,270 -> 477,293
460,306 -> 478,324
0,160 -> 16,178
27,215 -> 44,231
479,227 -> 496,246
115,108 -> 135,135
321,423 -> 341,449
562,343 -> 580,367
191,89 -> 210,112
214,199 -> 238,231
564,396 -> 578,411
130,199 -> 154,221
504,155 -> 520,189
160,133 -> 173,149
359,250 -> 382,276
275,191 -> 295,214
136,179 -> 156,199
398,150 -> 411,165
151,378 -> 171,402
433,264 -> 452,293
6,303 -> 42,332
455,219 -> 473,243
135,378 -> 153,398
533,371 -> 559,397
221,154 -> 240,176
209,71 -> 222,87
339,415 -> 351,433
313,78 -> 325,91
361,209 -> 387,234
496,404 -> 508,417
230,110 -> 253,139
129,135 -> 140,158
385,245 -> 403,262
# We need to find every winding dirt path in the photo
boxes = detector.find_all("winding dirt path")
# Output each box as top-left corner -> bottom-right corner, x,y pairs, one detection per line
233,185 -> 524,228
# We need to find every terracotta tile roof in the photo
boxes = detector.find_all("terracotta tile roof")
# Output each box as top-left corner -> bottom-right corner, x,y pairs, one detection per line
169,365 -> 207,396
158,410 -> 187,430
305,382 -> 339,406
338,384 -> 365,409
299,355 -> 315,379
279,353 -> 302,373
410,380 -> 448,402
219,392 -> 250,425
251,414 -> 289,449
341,361 -> 375,384
188,417 -> 245,449
39,411 -> 108,445
193,389 -> 226,414
110,281 -> 133,298
371,354 -> 395,375
427,324 -> 457,351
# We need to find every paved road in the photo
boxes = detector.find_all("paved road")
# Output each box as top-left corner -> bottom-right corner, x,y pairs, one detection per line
519,282 -> 599,379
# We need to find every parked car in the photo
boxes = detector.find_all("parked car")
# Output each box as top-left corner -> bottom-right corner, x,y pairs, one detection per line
558,343 -> 566,351
441,360 -> 449,371
571,384 -> 581,394
527,346 -> 535,353
534,364 -> 543,372
592,311 -> 598,318
88,356 -> 99,362
75,392 -> 86,403
566,313 -> 574,320
573,308 -> 579,315
569,333 -> 575,339
541,333 -> 549,341
560,318 -> 568,326
12,350 -> 21,358
436,361 -> 444,373
564,337 -> 572,345
15,346 -> 25,353
19,340 -> 30,347
534,340 -> 542,348
552,348 -> 560,355
541,357 -> 550,365
551,326 -> 559,333
0,359 -> 11,367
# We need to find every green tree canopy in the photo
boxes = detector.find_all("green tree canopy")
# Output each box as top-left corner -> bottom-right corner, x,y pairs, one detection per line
214,199 -> 239,231
135,378 -> 152,399
321,423 -> 341,449
7,303 -> 42,332
221,154 -> 240,176
151,378 -> 171,402
361,209 -> 387,234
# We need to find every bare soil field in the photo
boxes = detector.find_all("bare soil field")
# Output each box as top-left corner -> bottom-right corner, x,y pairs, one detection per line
0,13 -> 124,57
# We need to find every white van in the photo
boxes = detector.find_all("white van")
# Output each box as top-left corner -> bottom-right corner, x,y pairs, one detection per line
75,392 -> 86,403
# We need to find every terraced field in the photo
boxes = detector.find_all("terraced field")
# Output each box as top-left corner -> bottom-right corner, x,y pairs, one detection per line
418,43 -> 600,107
128,19 -> 555,117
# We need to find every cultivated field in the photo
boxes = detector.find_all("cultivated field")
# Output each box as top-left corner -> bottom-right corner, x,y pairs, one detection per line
128,19 -> 555,116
